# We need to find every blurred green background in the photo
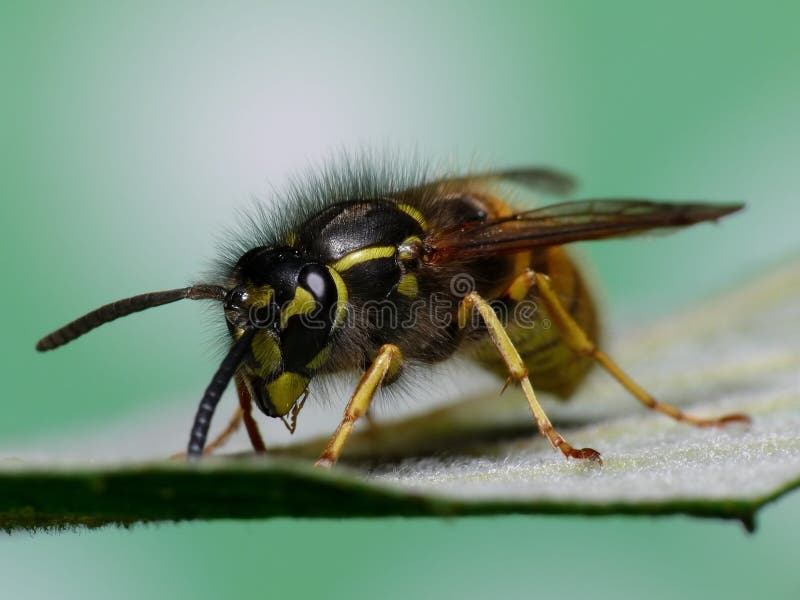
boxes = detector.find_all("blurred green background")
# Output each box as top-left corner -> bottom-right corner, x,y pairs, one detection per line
1,1 -> 799,598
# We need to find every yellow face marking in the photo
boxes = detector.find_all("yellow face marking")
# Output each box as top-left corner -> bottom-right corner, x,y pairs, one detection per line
280,286 -> 316,328
285,231 -> 297,247
396,273 -> 418,298
326,266 -> 349,328
251,331 -> 282,378
330,246 -> 395,272
246,285 -> 274,307
266,372 -> 309,416
306,345 -> 331,370
397,203 -> 428,232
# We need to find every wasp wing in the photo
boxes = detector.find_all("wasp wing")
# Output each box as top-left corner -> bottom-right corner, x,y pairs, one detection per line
425,199 -> 743,263
417,167 -> 576,196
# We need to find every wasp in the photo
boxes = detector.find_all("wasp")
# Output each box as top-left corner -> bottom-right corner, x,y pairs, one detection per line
36,160 -> 750,466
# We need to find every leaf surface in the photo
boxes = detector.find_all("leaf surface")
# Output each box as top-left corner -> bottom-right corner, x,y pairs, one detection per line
2,260 -> 798,531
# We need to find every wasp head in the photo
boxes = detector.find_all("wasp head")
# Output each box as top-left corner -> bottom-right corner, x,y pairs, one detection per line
226,247 -> 342,417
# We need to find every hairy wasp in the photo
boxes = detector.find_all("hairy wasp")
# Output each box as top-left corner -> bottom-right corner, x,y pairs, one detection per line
36,159 -> 749,465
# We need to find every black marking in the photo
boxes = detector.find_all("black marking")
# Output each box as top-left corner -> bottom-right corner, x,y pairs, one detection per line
232,247 -> 305,305
301,200 -> 424,261
280,264 -> 338,371
568,267 -> 582,316
187,328 -> 256,458
340,257 -> 400,300
36,285 -> 227,352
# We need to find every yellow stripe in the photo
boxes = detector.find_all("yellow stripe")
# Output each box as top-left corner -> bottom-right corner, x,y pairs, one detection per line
246,285 -> 274,307
280,286 -> 316,328
266,372 -> 309,416
306,345 -> 331,370
396,273 -> 418,298
397,203 -> 428,232
251,332 -> 281,378
330,246 -> 395,272
326,266 -> 349,328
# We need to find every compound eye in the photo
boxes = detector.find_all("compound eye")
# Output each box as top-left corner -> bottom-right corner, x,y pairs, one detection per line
223,288 -> 247,324
299,264 -> 336,307
224,287 -> 248,312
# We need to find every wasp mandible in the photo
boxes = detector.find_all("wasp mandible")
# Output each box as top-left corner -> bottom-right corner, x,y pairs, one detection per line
36,161 -> 749,465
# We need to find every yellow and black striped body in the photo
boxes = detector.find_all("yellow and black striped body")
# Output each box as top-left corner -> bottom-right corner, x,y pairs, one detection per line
406,185 -> 600,399
226,198 -> 434,417
224,182 -> 599,418
468,243 -> 600,398
33,159 -> 745,460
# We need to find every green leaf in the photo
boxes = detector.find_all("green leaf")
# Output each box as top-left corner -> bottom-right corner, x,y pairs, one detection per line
2,260 -> 798,531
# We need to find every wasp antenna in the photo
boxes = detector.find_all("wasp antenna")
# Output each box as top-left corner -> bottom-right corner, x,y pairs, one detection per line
35,284 -> 228,352
187,328 -> 257,459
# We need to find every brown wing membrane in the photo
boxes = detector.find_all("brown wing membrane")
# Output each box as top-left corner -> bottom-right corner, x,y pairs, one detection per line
420,167 -> 577,196
425,199 -> 743,263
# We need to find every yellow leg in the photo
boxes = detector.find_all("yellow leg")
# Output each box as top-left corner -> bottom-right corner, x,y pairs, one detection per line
533,272 -> 751,427
316,344 -> 403,468
459,291 -> 602,463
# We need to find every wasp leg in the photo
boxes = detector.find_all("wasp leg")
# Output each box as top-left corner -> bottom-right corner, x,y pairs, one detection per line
533,272 -> 751,427
236,374 -> 267,453
459,291 -> 602,463
316,344 -> 403,468
504,269 -> 537,302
